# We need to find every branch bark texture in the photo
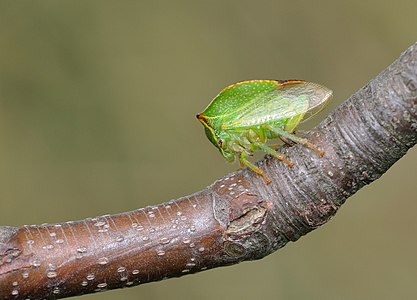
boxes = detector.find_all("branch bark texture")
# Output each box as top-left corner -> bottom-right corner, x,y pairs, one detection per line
1,43 -> 416,299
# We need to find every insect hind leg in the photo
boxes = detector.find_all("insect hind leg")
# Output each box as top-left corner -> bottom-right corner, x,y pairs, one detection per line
254,142 -> 294,167
279,136 -> 296,147
268,126 -> 324,156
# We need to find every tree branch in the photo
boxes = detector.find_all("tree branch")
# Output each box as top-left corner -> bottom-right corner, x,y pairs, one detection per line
1,42 -> 416,300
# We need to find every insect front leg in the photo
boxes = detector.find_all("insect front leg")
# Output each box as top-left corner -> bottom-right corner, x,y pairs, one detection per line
267,126 -> 325,156
239,152 -> 271,184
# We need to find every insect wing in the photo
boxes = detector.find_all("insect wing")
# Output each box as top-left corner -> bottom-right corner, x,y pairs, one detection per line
224,81 -> 332,128
201,80 -> 279,118
298,82 -> 333,123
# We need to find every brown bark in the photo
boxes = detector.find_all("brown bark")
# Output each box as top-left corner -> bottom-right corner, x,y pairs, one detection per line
1,42 -> 416,299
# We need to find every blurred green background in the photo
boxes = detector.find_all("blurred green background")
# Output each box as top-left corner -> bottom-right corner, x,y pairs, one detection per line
1,1 -> 416,299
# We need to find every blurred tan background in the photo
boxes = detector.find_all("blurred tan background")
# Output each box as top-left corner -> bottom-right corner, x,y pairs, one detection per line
0,1 -> 416,299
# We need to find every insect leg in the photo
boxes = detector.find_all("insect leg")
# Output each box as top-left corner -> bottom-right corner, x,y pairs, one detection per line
293,129 -> 306,135
239,152 -> 271,184
268,126 -> 325,156
279,136 -> 296,147
258,126 -> 267,143
254,142 -> 294,167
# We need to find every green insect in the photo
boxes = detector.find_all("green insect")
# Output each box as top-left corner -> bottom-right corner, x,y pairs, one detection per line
196,80 -> 332,184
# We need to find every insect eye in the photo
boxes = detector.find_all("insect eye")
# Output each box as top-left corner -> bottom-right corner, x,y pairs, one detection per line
218,139 -> 224,148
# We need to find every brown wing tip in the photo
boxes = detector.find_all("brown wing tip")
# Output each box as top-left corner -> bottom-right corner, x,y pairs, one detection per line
275,79 -> 305,85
